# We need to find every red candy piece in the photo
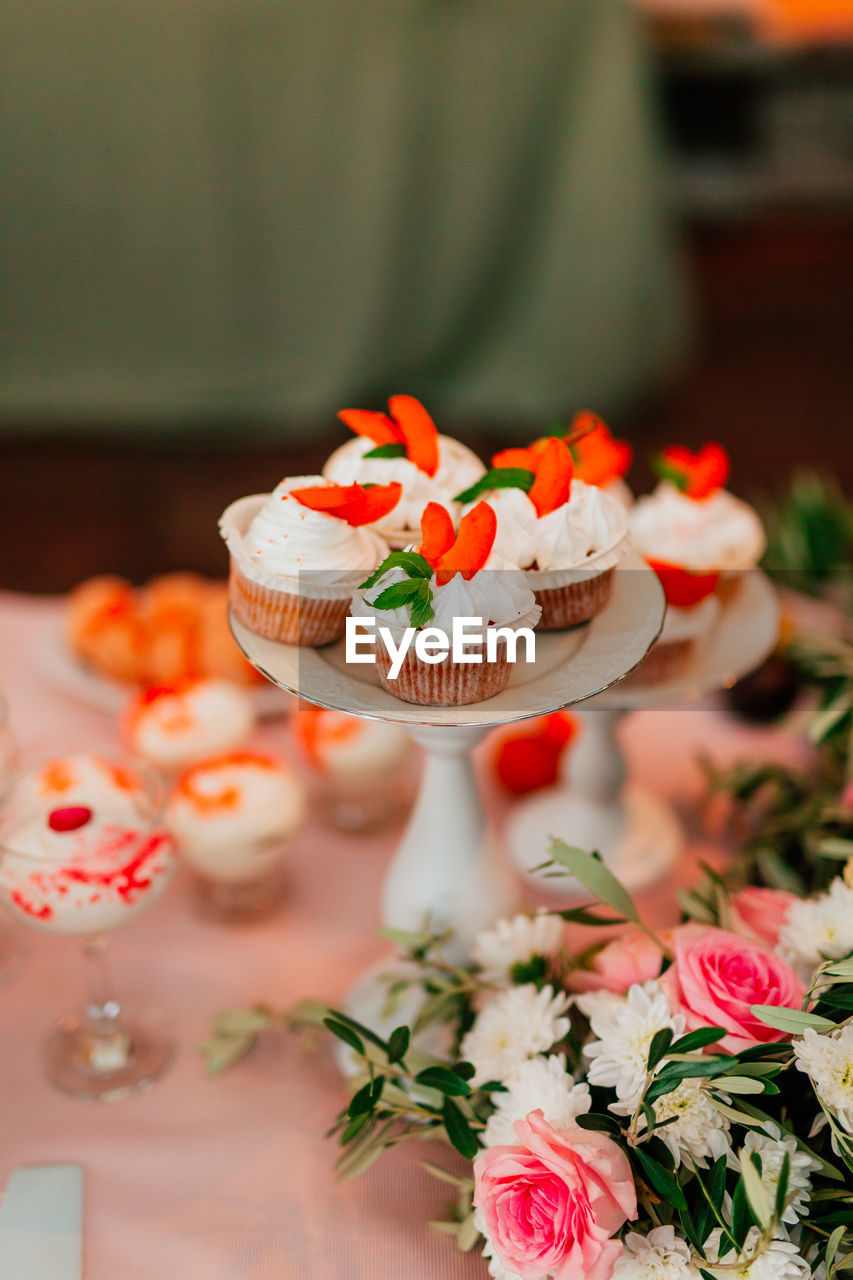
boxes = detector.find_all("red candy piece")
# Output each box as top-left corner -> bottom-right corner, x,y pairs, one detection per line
388,395 -> 439,478
659,443 -> 730,500
420,502 -> 456,567
647,559 -> 720,608
434,501 -> 497,586
337,409 -> 402,447
48,805 -> 93,833
291,482 -> 402,527
527,437 -> 574,517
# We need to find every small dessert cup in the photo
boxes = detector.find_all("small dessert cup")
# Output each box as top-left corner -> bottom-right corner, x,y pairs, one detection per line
220,495 -> 387,646
166,752 -> 305,922
293,708 -> 414,832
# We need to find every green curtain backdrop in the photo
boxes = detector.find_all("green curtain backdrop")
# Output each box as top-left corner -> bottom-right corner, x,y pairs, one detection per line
0,0 -> 689,435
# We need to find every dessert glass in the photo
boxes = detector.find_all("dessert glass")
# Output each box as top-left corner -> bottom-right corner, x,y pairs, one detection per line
0,750 -> 177,1100
0,692 -> 22,984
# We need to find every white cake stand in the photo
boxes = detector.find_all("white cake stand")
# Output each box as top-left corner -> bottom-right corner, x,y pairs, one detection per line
506,572 -> 781,896
230,548 -> 664,963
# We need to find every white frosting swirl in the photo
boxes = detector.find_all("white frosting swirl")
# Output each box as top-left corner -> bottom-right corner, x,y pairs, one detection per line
243,475 -> 388,575
352,551 -> 539,636
166,755 -> 305,881
323,437 -> 485,534
466,479 -> 627,571
630,482 -> 766,572
126,680 -> 256,771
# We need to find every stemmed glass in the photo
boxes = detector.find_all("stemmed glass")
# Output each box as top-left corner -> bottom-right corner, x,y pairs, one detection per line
0,692 -> 22,984
0,749 -> 177,1100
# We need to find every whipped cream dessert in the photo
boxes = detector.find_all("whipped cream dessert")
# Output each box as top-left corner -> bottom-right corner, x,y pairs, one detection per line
239,475 -> 389,577
125,679 -> 256,771
0,754 -> 174,935
166,752 -> 305,883
294,710 -> 410,785
469,478 -> 627,572
630,482 -> 766,573
324,438 -> 484,536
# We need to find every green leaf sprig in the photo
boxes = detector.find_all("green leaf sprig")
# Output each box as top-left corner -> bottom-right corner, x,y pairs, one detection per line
454,467 -> 535,506
359,550 -> 435,629
363,443 -> 408,461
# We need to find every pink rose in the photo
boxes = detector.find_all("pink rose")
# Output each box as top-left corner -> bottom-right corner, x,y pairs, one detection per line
473,1110 -> 637,1280
842,780 -> 853,813
729,886 -> 797,950
663,927 -> 806,1053
567,931 -> 665,994
566,923 -> 706,995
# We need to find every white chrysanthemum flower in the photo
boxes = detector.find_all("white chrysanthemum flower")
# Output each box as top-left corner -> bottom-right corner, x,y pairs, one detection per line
461,984 -> 570,1086
577,981 -> 686,1105
613,1226 -> 701,1279
778,877 -> 853,980
473,1207 -> 548,1280
704,1228 -> 810,1279
482,1054 -> 591,1146
612,1077 -> 731,1168
793,1025 -> 853,1133
471,910 -> 563,984
742,1123 -> 819,1226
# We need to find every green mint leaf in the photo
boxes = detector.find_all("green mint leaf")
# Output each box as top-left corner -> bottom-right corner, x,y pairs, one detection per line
409,583 -> 435,629
363,442 -> 407,460
373,579 -> 424,610
360,550 -> 433,590
454,467 -> 535,505
652,456 -> 690,491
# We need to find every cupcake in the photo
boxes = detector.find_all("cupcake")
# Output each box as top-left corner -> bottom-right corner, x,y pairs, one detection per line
220,476 -> 397,646
351,502 -> 539,706
457,436 -> 628,630
322,395 -> 485,547
630,444 -> 766,597
124,678 -> 256,771
166,751 -> 305,886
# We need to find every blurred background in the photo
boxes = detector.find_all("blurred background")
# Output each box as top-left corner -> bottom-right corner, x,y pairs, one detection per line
2,0 -> 852,592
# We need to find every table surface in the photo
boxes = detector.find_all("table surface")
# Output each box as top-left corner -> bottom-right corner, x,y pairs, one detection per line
0,590 -> 805,1280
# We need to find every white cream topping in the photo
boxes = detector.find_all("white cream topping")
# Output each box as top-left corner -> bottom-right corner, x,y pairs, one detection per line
352,551 -> 539,635
630,482 -> 766,572
0,754 -> 174,934
323,437 -> 485,534
127,680 -> 256,771
166,757 -> 305,881
466,479 -> 627,571
243,475 -> 388,575
310,718 -> 411,784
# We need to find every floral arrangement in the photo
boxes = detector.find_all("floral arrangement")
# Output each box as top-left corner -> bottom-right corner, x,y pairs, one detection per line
205,838 -> 853,1280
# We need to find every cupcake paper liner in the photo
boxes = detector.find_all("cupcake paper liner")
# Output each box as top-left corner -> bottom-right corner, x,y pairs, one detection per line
374,638 -> 512,706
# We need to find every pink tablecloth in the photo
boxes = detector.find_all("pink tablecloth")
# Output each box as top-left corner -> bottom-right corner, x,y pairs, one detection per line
0,591 -> 804,1280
